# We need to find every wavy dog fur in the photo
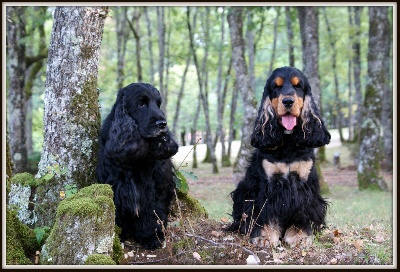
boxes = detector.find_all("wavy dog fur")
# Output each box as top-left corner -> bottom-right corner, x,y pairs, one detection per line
96,83 -> 178,250
227,67 -> 331,248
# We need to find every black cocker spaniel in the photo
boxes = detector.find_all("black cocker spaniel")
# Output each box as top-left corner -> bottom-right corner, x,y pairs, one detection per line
96,83 -> 179,250
227,67 -> 331,248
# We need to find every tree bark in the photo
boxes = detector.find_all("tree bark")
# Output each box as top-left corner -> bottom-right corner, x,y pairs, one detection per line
268,7 -> 281,75
298,6 -> 329,193
322,7 -> 344,142
115,7 -> 129,89
7,7 -> 29,174
358,7 -> 390,190
36,6 -> 108,226
157,7 -> 166,113
126,7 -> 143,82
285,6 -> 295,67
352,6 -> 363,142
187,7 -> 218,174
144,7 -> 155,84
227,7 -> 258,183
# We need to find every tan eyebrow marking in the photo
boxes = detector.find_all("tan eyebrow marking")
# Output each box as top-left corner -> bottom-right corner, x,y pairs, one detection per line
274,77 -> 284,87
291,76 -> 300,86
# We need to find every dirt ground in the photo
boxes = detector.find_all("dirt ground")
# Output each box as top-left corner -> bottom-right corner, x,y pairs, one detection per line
118,164 -> 393,266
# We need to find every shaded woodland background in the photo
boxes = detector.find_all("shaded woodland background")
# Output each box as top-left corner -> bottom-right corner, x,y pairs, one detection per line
6,5 -> 393,191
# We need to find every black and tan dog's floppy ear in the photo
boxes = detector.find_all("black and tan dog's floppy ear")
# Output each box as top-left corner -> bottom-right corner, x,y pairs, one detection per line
103,90 -> 148,163
292,82 -> 331,148
250,88 -> 284,150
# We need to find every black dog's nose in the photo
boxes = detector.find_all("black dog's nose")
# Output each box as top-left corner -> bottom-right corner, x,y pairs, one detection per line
282,97 -> 295,108
156,120 -> 167,130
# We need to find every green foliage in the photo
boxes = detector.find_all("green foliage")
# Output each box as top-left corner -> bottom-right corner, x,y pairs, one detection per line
33,226 -> 51,246
174,170 -> 198,194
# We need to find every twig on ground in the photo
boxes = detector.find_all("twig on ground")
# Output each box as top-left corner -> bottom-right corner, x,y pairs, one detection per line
128,251 -> 187,265
185,233 -> 258,257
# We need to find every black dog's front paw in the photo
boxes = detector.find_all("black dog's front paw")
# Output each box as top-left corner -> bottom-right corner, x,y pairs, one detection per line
141,235 -> 164,250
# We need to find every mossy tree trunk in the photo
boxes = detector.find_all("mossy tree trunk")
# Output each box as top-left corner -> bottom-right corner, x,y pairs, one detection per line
35,6 -> 109,227
227,7 -> 258,183
357,7 -> 390,191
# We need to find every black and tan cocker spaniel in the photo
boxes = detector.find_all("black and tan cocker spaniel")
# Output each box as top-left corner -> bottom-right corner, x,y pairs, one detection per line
96,83 -> 179,250
227,66 -> 331,248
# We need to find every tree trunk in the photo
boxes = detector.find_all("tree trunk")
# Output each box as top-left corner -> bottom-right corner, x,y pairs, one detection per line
187,7 -> 218,174
172,53 -> 191,141
268,7 -> 281,75
144,7 -> 155,84
227,7 -> 258,183
126,7 -> 143,82
322,7 -> 344,142
115,7 -> 129,89
7,7 -> 29,174
358,7 -> 390,190
36,6 -> 108,226
285,6 -> 295,67
227,79 -> 239,162
347,7 -> 354,141
352,6 -> 363,143
381,9 -> 393,171
298,6 -> 329,193
157,7 -> 166,113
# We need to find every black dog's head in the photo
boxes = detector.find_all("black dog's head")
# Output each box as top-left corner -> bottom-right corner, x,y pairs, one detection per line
102,83 -> 178,162
251,66 -> 331,149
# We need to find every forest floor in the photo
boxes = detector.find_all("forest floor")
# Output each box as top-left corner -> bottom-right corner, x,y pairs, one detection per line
119,132 -> 395,267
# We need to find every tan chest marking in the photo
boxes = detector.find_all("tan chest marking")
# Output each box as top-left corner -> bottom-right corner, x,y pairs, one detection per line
262,159 -> 313,180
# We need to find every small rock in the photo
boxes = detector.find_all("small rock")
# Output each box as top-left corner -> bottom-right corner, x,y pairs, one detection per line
246,255 -> 260,265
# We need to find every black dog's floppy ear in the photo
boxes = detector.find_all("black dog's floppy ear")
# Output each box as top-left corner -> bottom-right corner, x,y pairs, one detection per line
292,83 -> 331,148
104,91 -> 149,162
250,90 -> 284,150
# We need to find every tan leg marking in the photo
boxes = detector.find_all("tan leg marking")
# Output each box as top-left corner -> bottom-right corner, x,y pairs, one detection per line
283,226 -> 312,248
251,223 -> 281,248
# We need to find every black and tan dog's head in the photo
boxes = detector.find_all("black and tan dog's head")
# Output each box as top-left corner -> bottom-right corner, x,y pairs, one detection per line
251,66 -> 331,149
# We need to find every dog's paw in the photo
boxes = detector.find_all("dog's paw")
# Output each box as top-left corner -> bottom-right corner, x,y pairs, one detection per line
283,226 -> 312,248
251,223 -> 281,248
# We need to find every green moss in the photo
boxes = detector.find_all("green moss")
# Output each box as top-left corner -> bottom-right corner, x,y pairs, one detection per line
112,231 -> 124,265
6,208 -> 39,265
11,172 -> 37,187
84,254 -> 116,265
172,237 -> 196,254
56,184 -> 114,218
175,191 -> 208,219
69,75 -> 101,188
40,184 -> 115,265
6,133 -> 13,204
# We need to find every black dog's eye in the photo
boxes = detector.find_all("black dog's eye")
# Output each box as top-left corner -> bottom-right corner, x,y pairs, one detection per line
138,96 -> 149,108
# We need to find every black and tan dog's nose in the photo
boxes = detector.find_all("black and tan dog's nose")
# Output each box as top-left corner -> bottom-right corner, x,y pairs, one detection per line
282,97 -> 295,108
156,120 -> 167,130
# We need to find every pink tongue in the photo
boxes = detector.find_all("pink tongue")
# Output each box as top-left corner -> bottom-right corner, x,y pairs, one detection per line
282,115 -> 297,130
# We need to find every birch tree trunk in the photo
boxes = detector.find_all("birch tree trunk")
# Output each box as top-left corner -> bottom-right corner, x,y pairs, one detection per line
228,7 -> 258,183
126,7 -> 143,82
157,7 -> 166,113
268,7 -> 281,75
358,7 -> 390,190
36,6 -> 108,226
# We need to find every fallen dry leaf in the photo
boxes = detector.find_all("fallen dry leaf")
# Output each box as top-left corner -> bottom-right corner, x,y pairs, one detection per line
301,250 -> 307,257
220,217 -> 229,223
333,229 -> 343,237
374,234 -> 385,243
211,230 -> 222,237
329,258 -> 338,265
354,239 -> 363,252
